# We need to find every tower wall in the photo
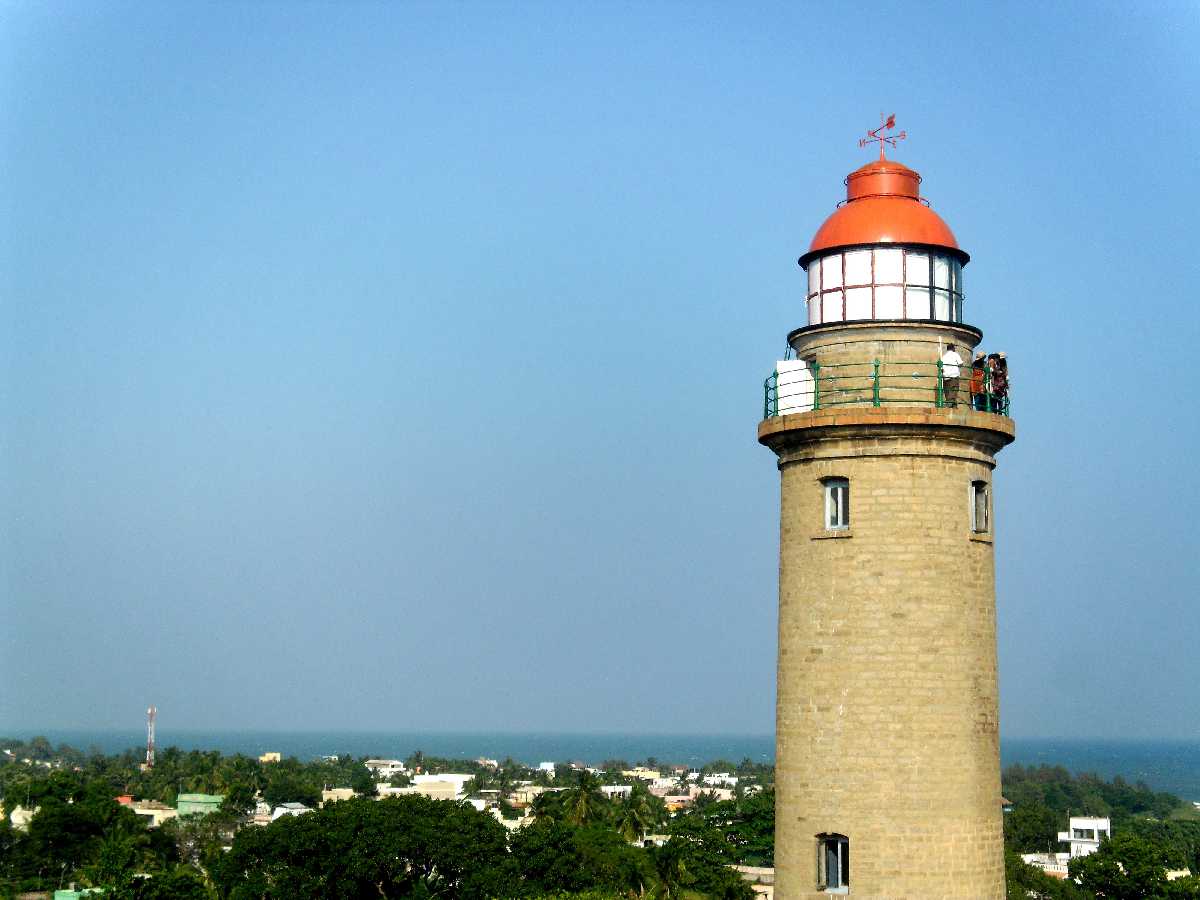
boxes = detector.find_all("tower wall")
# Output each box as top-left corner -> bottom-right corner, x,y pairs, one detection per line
762,408 -> 1013,899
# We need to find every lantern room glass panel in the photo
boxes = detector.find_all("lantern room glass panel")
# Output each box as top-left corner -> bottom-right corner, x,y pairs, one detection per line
906,287 -> 931,319
844,251 -> 871,287
906,252 -> 929,286
808,259 -> 821,297
875,285 -> 902,319
823,257 -> 843,289
822,291 -> 844,322
845,287 -> 872,320
875,248 -> 903,284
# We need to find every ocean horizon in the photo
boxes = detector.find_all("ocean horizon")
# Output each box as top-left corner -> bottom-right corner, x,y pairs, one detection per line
7,730 -> 1199,802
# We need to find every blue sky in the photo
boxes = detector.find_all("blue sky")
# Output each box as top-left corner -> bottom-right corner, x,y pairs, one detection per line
2,1 -> 1198,739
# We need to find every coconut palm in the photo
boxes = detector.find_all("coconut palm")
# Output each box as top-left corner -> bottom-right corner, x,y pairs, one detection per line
559,770 -> 609,827
614,783 -> 658,843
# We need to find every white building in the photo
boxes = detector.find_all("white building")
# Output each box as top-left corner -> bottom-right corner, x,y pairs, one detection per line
538,762 -> 556,776
601,785 -> 633,800
364,759 -> 408,780
411,773 -> 474,798
702,773 -> 739,787
271,802 -> 312,821
1057,816 -> 1111,858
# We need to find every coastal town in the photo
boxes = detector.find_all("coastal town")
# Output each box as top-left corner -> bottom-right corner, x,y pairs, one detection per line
4,735 -> 1200,899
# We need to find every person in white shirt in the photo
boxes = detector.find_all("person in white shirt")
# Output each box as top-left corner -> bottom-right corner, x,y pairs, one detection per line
941,343 -> 964,407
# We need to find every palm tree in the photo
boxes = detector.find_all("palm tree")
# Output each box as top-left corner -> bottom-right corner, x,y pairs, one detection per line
559,770 -> 608,827
614,783 -> 658,843
649,840 -> 695,898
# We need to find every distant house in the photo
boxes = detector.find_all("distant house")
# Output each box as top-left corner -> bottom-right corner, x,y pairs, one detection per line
538,762 -> 556,776
271,802 -> 312,821
620,767 -> 660,781
321,788 -> 355,806
412,773 -> 473,799
131,799 -> 178,828
601,785 -> 633,800
1057,816 -> 1111,858
258,752 -> 282,763
364,759 -> 408,780
176,793 -> 224,817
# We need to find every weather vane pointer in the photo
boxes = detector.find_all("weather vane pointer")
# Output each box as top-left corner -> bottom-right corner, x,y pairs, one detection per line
859,113 -> 906,160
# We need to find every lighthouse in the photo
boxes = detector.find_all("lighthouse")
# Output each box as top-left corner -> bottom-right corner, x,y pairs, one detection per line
759,119 -> 1015,898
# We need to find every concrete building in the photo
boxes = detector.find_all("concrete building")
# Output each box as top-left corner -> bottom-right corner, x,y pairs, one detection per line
1058,816 -> 1111,858
131,799 -> 177,827
364,759 -> 408,780
601,785 -> 633,800
321,787 -> 356,806
176,793 -> 224,817
258,751 -> 281,763
759,126 -> 1015,898
271,802 -> 312,821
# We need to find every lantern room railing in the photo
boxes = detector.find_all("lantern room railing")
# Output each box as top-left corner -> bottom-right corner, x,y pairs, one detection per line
763,359 -> 1011,419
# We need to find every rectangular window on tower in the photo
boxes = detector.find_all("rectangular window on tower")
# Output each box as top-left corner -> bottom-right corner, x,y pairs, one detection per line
824,478 -> 849,530
971,480 -> 990,533
817,833 -> 850,892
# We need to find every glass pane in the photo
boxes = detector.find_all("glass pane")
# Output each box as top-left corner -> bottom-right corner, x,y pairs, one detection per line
826,842 -> 840,887
954,296 -> 963,322
934,289 -> 950,320
842,841 -> 850,886
823,254 -> 843,289
808,259 -> 821,297
934,255 -> 950,289
843,250 -> 871,286
808,296 -> 821,325
906,287 -> 931,319
952,259 -> 963,293
875,285 -> 902,318
822,291 -> 844,322
845,287 -> 871,320
875,247 -> 902,284
905,251 -> 929,285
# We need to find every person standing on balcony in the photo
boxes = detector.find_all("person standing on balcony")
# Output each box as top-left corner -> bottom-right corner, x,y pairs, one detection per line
970,352 -> 987,411
990,352 -> 1008,414
941,343 -> 964,407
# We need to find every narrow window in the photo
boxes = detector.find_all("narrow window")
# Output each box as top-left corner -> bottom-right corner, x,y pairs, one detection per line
971,480 -> 989,533
817,833 -> 850,891
824,478 -> 849,530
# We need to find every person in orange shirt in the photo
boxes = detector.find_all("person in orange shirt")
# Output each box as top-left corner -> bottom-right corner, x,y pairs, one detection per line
969,351 -> 987,411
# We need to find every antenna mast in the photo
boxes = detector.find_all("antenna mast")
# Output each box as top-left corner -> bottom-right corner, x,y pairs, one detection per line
145,706 -> 156,769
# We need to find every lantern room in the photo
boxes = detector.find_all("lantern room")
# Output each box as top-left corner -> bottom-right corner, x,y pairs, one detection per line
798,158 -> 969,327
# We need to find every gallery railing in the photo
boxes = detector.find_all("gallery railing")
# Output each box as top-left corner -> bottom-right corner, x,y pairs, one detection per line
763,360 -> 1011,419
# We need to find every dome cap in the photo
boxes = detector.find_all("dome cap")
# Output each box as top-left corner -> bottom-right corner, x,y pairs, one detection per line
800,118 -> 967,267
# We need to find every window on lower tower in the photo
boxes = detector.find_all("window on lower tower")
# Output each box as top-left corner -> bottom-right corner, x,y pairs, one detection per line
971,480 -> 990,533
824,478 -> 849,530
817,833 -> 850,892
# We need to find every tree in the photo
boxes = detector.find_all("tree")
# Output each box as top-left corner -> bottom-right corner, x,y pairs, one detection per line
1004,801 -> 1062,853
1070,831 -> 1173,899
214,795 -> 509,899
508,820 -> 649,895
613,783 -> 659,844
559,771 -> 611,828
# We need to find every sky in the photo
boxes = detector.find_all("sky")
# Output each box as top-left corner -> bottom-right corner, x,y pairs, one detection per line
2,1 -> 1198,741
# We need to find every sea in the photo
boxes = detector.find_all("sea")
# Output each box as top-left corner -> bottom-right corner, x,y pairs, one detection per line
11,731 -> 1200,803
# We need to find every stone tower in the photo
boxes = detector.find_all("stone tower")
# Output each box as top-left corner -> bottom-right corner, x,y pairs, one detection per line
759,137 -> 1015,898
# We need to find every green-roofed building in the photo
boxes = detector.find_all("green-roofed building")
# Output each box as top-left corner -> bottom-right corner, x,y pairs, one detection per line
176,793 -> 224,817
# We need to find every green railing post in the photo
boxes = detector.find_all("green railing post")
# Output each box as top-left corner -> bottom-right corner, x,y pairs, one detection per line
872,359 -> 880,407
935,359 -> 944,408
813,362 -> 821,411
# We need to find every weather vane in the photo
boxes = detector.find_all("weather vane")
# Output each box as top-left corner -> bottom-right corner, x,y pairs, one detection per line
859,113 -> 906,161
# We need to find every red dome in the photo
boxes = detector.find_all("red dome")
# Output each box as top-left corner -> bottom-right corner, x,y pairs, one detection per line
801,159 -> 966,266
